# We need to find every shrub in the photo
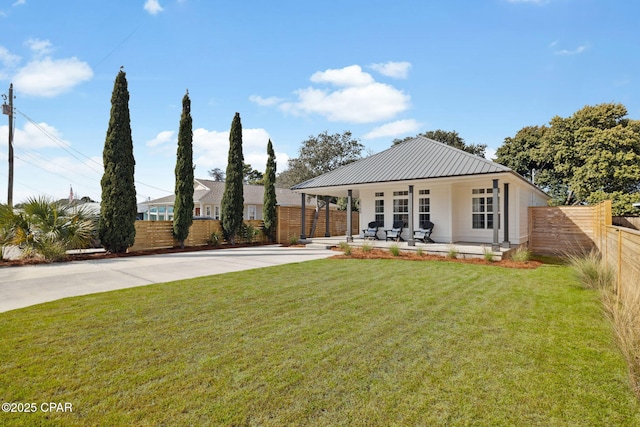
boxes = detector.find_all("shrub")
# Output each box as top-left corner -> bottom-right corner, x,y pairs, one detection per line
0,197 -> 96,261
339,241 -> 352,256
483,247 -> 494,262
361,242 -> 373,253
289,235 -> 299,245
389,244 -> 401,257
568,249 -> 614,291
510,246 -> 531,262
416,247 -> 424,256
208,232 -> 221,247
447,244 -> 459,259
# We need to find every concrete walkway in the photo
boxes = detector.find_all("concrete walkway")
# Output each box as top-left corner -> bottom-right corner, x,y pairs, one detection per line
0,245 -> 336,313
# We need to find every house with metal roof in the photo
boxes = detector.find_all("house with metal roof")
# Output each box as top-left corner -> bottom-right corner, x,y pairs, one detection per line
141,179 -> 305,221
291,136 -> 550,247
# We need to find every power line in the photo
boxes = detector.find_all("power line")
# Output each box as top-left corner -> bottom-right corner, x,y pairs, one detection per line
14,108 -> 174,199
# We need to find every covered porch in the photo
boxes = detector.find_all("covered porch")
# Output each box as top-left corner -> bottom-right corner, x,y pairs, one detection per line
304,236 -> 512,261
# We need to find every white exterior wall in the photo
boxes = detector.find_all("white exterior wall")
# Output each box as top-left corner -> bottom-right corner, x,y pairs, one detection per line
356,174 -> 548,245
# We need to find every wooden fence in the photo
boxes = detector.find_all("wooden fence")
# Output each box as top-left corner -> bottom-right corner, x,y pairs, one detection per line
276,206 -> 359,244
594,201 -> 640,298
530,201 -> 640,297
130,206 -> 359,251
528,205 -> 598,255
130,220 -> 259,252
613,216 -> 640,230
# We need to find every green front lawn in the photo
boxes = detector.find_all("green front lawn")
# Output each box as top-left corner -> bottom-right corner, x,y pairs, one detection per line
1,259 -> 638,426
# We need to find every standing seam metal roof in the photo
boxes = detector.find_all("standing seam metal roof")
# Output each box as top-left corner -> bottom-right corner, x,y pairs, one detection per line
291,136 -> 512,190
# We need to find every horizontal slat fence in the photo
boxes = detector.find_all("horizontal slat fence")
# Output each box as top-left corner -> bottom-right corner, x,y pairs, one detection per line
613,216 -> 640,230
276,206 -> 359,244
530,201 -> 639,299
528,206 -> 597,255
594,201 -> 640,299
130,207 -> 358,251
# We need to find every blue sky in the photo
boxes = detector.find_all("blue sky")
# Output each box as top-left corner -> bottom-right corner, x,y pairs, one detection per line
0,0 -> 638,203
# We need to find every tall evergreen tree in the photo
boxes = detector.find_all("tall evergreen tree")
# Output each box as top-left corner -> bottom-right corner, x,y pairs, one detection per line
221,112 -> 244,244
173,90 -> 194,248
263,139 -> 277,241
99,69 -> 137,253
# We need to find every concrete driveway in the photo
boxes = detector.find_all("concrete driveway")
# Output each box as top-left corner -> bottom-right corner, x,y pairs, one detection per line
0,245 -> 336,313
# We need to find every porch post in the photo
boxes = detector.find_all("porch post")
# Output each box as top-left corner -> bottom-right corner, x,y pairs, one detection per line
492,179 -> 499,249
408,185 -> 415,246
503,183 -> 510,248
324,195 -> 330,237
346,189 -> 353,242
300,193 -> 306,240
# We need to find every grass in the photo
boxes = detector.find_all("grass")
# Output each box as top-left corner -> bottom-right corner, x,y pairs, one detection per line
569,250 -> 640,397
388,243 -> 401,256
1,259 -> 639,426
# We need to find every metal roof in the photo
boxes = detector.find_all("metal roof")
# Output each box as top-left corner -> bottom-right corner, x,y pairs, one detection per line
145,179 -> 303,206
291,136 -> 512,190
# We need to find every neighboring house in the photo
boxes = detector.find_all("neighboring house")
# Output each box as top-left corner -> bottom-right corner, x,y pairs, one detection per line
141,179 -> 320,221
291,136 -> 550,246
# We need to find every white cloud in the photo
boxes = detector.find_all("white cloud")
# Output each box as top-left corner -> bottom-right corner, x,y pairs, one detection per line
25,38 -> 53,57
146,130 -> 175,148
13,0 -> 26,6
0,46 -> 21,69
369,61 -> 412,79
255,64 -> 411,124
190,127 -> 273,174
249,95 -> 284,107
144,0 -> 164,15
2,122 -> 70,149
554,45 -> 588,56
310,65 -> 374,87
363,119 -> 422,139
281,82 -> 410,123
13,56 -> 93,97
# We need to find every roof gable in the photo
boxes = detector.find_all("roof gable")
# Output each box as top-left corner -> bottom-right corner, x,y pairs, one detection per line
291,136 -> 511,190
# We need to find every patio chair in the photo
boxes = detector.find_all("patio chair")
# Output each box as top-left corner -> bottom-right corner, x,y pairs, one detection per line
362,221 -> 380,240
385,221 -> 405,241
413,220 -> 435,243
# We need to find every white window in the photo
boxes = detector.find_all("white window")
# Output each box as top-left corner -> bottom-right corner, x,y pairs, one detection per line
248,205 -> 256,220
375,193 -> 384,226
418,190 -> 430,223
472,188 -> 498,229
393,191 -> 408,225
214,206 -> 220,220
205,206 -> 211,217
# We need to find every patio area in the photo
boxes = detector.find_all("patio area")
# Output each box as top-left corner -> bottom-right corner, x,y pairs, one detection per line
304,236 -> 513,261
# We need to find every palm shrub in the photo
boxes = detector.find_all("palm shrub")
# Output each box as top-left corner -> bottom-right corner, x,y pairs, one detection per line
0,197 -> 96,261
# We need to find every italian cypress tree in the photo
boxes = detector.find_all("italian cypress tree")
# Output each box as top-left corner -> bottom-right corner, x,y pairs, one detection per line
99,69 -> 137,253
221,112 -> 244,244
263,139 -> 277,241
173,90 -> 194,248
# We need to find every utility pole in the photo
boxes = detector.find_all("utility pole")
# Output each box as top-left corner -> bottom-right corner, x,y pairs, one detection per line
2,83 -> 14,207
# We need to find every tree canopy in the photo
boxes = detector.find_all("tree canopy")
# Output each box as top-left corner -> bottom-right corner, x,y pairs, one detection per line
262,139 -> 277,241
495,103 -> 640,214
99,69 -> 137,253
173,90 -> 194,248
221,113 -> 245,244
393,130 -> 487,157
276,130 -> 364,188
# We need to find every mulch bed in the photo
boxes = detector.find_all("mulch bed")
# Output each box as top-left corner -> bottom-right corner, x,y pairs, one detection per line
0,243 -> 541,270
330,247 -> 542,269
0,243 -> 271,268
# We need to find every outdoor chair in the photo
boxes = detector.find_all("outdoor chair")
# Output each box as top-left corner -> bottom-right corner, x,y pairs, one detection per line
362,221 -> 380,240
385,221 -> 405,241
414,220 -> 435,243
